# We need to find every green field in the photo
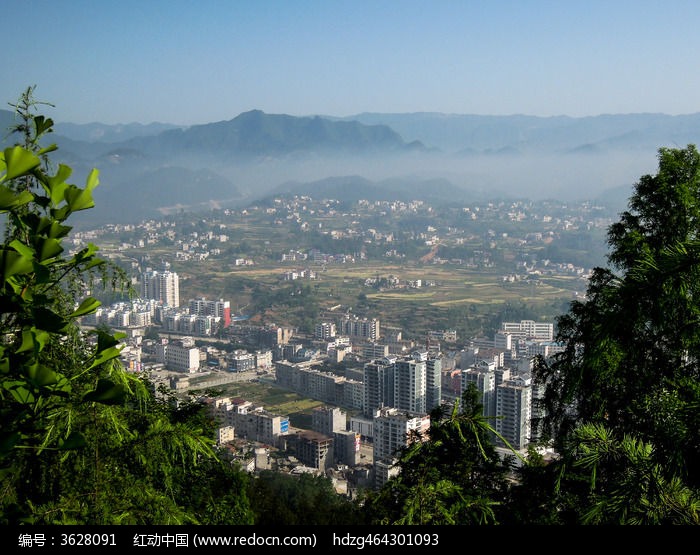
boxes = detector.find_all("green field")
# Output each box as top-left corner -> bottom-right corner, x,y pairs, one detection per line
212,380 -> 326,428
112,239 -> 584,338
165,258 -> 584,337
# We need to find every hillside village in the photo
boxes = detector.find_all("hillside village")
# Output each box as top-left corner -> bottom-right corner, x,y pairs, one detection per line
71,194 -> 610,301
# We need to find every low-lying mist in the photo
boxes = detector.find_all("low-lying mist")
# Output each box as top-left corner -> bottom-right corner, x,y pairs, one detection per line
74,144 -> 661,226
207,147 -> 656,203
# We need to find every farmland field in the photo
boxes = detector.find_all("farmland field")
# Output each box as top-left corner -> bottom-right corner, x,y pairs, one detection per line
166,257 -> 586,338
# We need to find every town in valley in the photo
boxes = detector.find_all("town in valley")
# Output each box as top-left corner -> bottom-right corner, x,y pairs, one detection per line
75,191 -> 614,495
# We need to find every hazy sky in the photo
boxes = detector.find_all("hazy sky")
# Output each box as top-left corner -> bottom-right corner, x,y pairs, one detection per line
4,0 -> 700,125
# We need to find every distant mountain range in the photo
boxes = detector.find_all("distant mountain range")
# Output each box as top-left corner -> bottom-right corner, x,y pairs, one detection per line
335,112 -> 700,154
1,108 -> 698,224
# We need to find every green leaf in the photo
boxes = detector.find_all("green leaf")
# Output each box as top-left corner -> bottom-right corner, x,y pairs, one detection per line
4,381 -> 35,404
85,167 -> 99,190
83,379 -> 126,405
0,432 -> 21,455
4,276 -> 25,296
34,215 -> 72,238
1,146 -> 40,181
29,262 -> 51,288
32,307 -> 68,333
72,242 -> 100,261
16,327 -> 50,354
50,205 -> 71,222
0,185 -> 34,210
70,297 -> 101,318
57,431 -> 86,450
84,326 -> 125,371
94,328 -> 122,351
34,115 -> 54,137
69,243 -> 103,270
34,237 -> 63,262
8,239 -> 35,260
45,219 -> 72,239
86,346 -> 123,371
64,169 -> 99,212
0,248 -> 34,279
43,163 -> 72,206
26,363 -> 62,387
83,258 -> 105,270
37,144 -> 58,156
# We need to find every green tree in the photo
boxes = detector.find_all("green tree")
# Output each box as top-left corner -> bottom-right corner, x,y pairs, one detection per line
0,89 -> 252,524
533,145 -> 700,524
249,470 -> 364,525
363,385 -> 513,524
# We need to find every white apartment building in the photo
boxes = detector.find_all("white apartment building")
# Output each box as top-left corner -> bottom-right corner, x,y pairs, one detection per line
462,361 -> 497,418
312,406 -> 347,436
337,316 -> 380,341
156,339 -> 200,373
393,358 -> 426,415
275,360 -> 364,410
189,297 -> 230,327
211,397 -> 289,446
425,355 -> 442,413
373,408 -> 430,487
363,342 -> 390,360
342,380 -> 365,411
228,350 -> 256,372
374,459 -> 400,489
363,353 -> 439,417
314,321 -> 337,340
525,341 -> 566,358
141,269 -> 180,307
162,309 -> 220,337
496,375 -> 532,451
494,330 -> 514,351
254,350 -> 273,369
363,357 -> 396,418
501,320 -> 554,341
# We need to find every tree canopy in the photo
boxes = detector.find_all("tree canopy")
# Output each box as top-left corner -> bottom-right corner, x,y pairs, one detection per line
532,144 -> 700,524
0,88 -> 254,524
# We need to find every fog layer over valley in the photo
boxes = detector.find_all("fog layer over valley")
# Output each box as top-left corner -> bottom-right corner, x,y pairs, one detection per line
0,109 -> 685,224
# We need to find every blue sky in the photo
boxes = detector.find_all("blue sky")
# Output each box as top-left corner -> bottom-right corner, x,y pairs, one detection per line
4,0 -> 700,124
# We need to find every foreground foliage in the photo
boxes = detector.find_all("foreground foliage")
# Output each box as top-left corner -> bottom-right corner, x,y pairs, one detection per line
0,89 -> 253,524
532,145 -> 700,524
363,385 -> 512,524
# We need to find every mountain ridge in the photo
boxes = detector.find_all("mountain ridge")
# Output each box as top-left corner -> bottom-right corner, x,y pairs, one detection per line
1,108 -> 697,225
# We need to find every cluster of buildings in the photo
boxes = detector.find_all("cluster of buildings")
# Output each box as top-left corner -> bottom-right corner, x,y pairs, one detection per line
82,268 -> 231,338
205,392 -> 432,489
121,337 -> 274,375
458,320 -> 562,450
275,360 -> 364,410
350,320 -> 558,485
63,192 -> 612,496
102,277 -> 559,489
73,194 -> 610,287
209,317 -> 558,488
207,400 -> 363,483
